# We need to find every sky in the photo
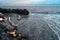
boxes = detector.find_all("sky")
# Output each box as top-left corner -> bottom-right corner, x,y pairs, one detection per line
0,0 -> 60,6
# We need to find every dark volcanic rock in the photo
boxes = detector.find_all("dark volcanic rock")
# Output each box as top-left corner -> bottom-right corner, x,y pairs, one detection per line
0,8 -> 29,15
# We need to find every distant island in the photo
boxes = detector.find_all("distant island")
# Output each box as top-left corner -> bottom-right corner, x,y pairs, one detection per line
0,8 -> 29,15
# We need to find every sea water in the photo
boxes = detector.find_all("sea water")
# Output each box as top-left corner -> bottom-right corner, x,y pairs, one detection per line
0,6 -> 60,40
1,13 -> 59,40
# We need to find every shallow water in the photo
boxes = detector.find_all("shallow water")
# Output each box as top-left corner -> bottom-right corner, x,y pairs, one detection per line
0,13 -> 60,40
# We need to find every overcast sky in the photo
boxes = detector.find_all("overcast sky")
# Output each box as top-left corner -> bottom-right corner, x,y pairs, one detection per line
0,0 -> 60,6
